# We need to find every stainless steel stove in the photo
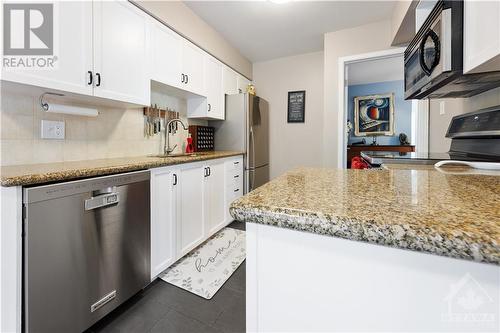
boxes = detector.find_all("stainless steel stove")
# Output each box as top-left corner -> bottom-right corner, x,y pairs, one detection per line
361,105 -> 500,166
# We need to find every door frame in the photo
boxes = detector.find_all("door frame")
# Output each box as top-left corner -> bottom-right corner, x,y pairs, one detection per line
337,47 -> 428,169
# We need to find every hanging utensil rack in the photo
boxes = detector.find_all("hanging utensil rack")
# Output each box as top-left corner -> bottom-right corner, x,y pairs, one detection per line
143,105 -> 180,138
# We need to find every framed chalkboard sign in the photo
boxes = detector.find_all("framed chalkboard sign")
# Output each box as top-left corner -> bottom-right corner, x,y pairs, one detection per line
287,90 -> 305,123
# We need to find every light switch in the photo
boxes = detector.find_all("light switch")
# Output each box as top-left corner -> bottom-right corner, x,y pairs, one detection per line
41,120 -> 65,139
439,101 -> 446,115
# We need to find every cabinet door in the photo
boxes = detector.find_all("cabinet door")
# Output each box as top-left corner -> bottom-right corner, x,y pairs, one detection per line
182,41 -> 204,95
151,168 -> 177,279
205,161 -> 226,236
177,164 -> 205,257
150,20 -> 183,88
223,67 -> 239,96
204,56 -> 224,120
1,1 -> 93,95
93,0 -> 149,105
237,74 -> 250,93
464,0 -> 500,73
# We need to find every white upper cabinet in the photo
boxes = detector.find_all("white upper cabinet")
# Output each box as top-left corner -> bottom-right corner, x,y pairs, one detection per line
186,55 -> 225,120
93,0 -> 150,105
1,1 -> 93,95
1,0 -> 245,111
150,20 -> 183,89
181,41 -> 205,95
464,0 -> 500,74
204,56 -> 224,119
223,67 -> 239,95
237,74 -> 250,93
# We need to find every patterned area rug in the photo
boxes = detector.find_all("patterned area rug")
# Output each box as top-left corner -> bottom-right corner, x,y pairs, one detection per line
160,227 -> 246,299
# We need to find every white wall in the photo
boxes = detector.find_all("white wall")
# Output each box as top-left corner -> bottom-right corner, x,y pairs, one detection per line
253,51 -> 324,179
135,0 -> 252,79
323,20 -> 394,168
429,87 -> 500,152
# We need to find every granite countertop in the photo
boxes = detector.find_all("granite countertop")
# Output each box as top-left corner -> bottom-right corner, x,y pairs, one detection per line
0,151 -> 242,187
230,167 -> 500,265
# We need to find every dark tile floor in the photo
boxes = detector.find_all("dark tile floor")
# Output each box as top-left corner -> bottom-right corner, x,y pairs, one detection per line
86,221 -> 246,333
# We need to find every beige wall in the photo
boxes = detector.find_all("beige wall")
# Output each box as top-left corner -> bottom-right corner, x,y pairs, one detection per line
253,51 -> 324,179
0,87 -> 204,166
323,20 -> 394,168
429,87 -> 500,152
135,0 -> 252,79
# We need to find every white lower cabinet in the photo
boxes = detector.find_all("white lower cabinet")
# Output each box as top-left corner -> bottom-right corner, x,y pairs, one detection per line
150,156 -> 243,279
150,167 -> 178,279
204,160 -> 227,236
177,163 -> 205,257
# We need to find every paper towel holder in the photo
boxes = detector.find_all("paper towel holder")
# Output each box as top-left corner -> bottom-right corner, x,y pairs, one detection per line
39,92 -> 99,117
39,92 -> 65,111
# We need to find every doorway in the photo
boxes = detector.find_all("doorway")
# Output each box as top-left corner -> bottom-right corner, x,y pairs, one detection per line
338,48 -> 429,169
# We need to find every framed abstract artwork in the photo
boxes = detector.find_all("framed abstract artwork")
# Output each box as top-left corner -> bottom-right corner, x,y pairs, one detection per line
353,93 -> 395,136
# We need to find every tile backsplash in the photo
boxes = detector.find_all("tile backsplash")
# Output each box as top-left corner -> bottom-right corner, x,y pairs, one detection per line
0,88 -> 205,166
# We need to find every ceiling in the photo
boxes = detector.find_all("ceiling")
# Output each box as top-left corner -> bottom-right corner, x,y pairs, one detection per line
184,1 -> 397,62
347,55 -> 404,86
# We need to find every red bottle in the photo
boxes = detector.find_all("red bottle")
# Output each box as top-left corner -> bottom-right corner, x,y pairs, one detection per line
186,134 -> 194,153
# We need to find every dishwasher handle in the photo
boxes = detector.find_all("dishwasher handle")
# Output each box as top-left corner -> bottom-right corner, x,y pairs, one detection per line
85,192 -> 120,211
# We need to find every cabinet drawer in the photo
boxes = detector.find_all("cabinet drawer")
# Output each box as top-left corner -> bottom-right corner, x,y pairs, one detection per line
227,186 -> 243,202
227,173 -> 243,190
226,169 -> 243,181
226,157 -> 243,172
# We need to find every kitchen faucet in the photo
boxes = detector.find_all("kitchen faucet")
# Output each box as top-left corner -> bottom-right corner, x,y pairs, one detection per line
164,118 -> 188,155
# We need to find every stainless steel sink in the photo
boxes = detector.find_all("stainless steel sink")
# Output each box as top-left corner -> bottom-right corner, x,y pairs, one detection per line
149,153 -> 200,158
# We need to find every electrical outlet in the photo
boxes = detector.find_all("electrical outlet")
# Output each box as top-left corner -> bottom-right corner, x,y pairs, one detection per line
41,120 -> 65,139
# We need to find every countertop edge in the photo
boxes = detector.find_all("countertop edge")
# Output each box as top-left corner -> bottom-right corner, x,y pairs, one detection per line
1,152 -> 243,187
229,205 -> 500,266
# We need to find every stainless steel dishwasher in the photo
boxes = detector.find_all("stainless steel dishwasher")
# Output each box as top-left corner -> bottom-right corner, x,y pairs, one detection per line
23,170 -> 150,333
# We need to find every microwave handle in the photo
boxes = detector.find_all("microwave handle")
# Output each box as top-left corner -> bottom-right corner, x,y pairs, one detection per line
441,8 -> 452,72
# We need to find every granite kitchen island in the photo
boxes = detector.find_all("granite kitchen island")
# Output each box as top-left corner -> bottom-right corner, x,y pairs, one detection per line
230,167 -> 500,332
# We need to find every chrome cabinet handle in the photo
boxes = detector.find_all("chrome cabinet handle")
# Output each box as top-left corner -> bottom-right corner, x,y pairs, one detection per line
85,192 -> 119,211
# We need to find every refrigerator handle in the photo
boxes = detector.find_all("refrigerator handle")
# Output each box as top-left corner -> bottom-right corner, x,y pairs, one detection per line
249,126 -> 255,191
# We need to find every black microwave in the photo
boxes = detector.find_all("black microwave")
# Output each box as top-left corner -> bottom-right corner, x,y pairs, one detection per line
404,0 -> 500,100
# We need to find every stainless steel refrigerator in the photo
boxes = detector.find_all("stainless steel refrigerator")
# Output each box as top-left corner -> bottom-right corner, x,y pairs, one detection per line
210,93 -> 269,193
